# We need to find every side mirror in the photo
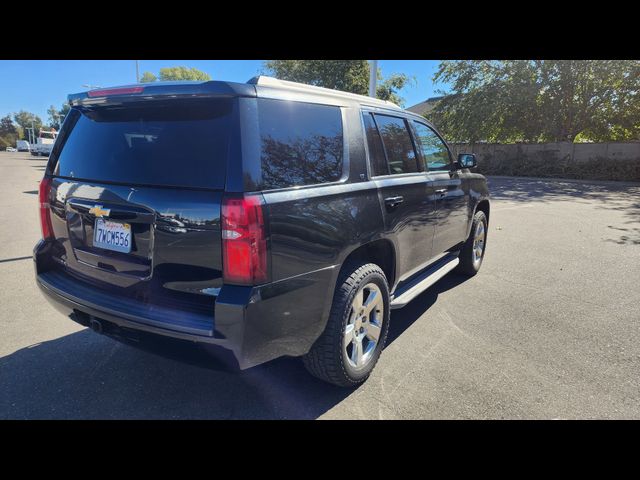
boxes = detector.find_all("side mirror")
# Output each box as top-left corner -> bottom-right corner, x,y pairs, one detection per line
457,153 -> 477,169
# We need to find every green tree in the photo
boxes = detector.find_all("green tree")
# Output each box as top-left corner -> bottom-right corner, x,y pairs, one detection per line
47,103 -> 70,130
0,115 -> 19,148
376,73 -> 414,107
140,71 -> 157,83
430,60 -> 640,143
139,66 -> 210,82
263,60 -> 412,106
264,60 -> 370,94
158,66 -> 211,81
47,105 -> 57,128
60,102 -> 71,124
13,110 -> 43,141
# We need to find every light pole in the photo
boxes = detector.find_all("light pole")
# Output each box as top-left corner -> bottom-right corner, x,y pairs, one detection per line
369,60 -> 378,98
136,60 -> 140,83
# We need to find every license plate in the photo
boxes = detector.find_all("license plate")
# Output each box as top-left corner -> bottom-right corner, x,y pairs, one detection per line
93,218 -> 132,253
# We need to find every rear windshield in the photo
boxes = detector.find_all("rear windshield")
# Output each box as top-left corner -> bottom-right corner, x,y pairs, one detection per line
53,99 -> 233,189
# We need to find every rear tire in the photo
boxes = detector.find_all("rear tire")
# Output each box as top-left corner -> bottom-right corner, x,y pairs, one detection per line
456,210 -> 488,276
303,262 -> 390,388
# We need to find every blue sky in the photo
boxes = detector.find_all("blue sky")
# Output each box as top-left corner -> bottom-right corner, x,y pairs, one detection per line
0,60 -> 446,123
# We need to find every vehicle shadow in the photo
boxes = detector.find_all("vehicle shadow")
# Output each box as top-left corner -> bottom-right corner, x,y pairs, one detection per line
0,328 -> 332,419
0,274 -> 470,420
386,272 -> 469,347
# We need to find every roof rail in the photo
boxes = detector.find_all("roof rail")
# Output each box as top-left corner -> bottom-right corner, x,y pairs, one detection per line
247,75 -> 401,109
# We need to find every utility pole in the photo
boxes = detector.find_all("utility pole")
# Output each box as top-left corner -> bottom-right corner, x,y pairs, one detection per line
369,60 -> 378,98
136,60 -> 140,83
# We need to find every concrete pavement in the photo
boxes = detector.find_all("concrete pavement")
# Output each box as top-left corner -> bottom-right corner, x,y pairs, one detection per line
1,151 -> 638,419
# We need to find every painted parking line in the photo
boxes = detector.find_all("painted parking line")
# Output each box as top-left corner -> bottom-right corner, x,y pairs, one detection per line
0,256 -> 32,264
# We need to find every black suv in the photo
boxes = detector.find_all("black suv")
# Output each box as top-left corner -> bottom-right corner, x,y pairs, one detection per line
34,76 -> 490,387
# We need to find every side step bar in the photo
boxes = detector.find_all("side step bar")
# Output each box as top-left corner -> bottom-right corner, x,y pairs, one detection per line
390,255 -> 460,309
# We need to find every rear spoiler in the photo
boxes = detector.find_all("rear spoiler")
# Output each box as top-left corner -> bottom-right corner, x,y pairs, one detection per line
68,80 -> 256,107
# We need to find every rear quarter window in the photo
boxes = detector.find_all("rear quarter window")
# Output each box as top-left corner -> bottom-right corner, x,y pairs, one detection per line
257,98 -> 344,190
53,99 -> 233,189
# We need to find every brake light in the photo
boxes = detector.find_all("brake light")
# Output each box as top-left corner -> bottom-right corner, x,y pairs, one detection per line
87,86 -> 144,97
38,177 -> 54,240
221,194 -> 268,285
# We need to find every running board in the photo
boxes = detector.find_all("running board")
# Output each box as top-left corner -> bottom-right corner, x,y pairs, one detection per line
390,255 -> 460,309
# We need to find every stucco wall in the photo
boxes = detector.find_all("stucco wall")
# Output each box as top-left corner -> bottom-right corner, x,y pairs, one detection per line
448,142 -> 640,181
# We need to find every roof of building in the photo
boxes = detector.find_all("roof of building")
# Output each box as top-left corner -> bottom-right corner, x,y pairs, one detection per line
406,96 -> 446,116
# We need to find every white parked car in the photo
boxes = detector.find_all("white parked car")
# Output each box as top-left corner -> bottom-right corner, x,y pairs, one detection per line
6,147 -> 17,152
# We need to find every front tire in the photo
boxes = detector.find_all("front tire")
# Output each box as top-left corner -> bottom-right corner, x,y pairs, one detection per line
456,210 -> 488,276
303,262 -> 390,387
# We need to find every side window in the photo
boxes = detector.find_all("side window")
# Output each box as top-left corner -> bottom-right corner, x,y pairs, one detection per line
412,121 -> 451,171
258,98 -> 344,190
373,114 -> 418,175
362,112 -> 388,176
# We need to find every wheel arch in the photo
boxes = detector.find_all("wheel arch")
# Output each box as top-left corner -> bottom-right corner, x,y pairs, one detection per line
475,198 -> 490,223
339,238 -> 397,290
466,197 -> 490,238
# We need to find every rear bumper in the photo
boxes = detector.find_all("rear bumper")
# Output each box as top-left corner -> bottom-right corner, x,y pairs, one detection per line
34,240 -> 338,369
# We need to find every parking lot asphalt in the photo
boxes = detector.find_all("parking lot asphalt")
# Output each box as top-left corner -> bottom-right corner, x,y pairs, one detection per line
1,150 -> 639,419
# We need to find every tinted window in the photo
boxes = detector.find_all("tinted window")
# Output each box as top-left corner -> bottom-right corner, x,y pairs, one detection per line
374,114 -> 418,174
412,121 -> 451,171
258,99 -> 343,190
362,112 -> 388,176
54,100 -> 232,189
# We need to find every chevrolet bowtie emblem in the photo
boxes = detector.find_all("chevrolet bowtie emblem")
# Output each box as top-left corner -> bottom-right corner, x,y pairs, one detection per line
89,205 -> 110,218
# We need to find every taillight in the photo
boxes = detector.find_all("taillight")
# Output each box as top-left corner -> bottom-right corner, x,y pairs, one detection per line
38,177 -> 54,240
221,194 -> 268,285
87,86 -> 144,97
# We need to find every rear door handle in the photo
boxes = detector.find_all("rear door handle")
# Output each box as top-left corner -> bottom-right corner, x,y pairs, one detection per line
384,196 -> 404,207
435,188 -> 447,196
